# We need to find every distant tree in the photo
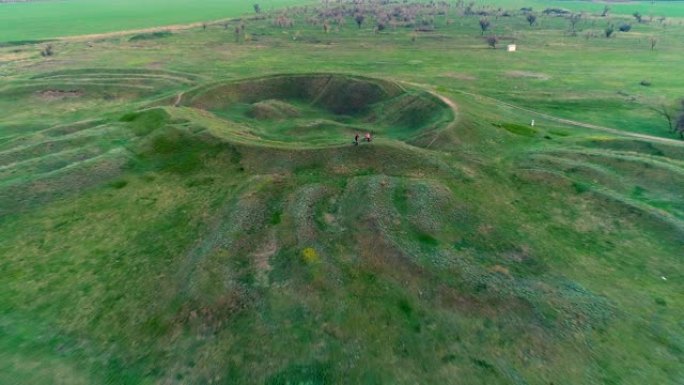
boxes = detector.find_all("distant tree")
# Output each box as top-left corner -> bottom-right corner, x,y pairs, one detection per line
202,22 -> 207,31
40,44 -> 53,57
676,102 -> 684,138
605,24 -> 614,38
619,23 -> 632,32
601,5 -> 610,17
650,104 -> 674,132
253,4 -> 261,14
355,14 -> 365,29
526,13 -> 536,27
464,2 -> 475,16
479,18 -> 491,35
568,13 -> 581,33
650,36 -> 657,50
323,21 -> 329,33
485,35 -> 498,48
633,12 -> 643,23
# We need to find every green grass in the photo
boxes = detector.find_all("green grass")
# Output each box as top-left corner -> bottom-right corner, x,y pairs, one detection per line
0,0 -> 683,384
495,0 -> 684,18
0,0 -> 308,42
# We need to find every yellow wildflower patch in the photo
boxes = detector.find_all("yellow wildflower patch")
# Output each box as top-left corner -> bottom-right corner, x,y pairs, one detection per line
301,247 -> 319,264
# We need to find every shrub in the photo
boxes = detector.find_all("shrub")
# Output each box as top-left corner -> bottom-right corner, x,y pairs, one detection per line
301,247 -> 319,263
605,24 -> 614,38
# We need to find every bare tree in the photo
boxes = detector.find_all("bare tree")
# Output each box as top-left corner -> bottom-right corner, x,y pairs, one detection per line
650,104 -> 674,132
568,13 -> 581,34
526,13 -> 536,27
355,14 -> 365,29
40,44 -> 53,57
676,103 -> 684,138
479,18 -> 491,35
605,24 -> 614,38
601,5 -> 610,17
633,12 -> 643,23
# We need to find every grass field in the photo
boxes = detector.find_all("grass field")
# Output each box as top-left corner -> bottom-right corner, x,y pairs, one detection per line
2,0 -> 684,42
0,0 -> 307,42
0,0 -> 683,384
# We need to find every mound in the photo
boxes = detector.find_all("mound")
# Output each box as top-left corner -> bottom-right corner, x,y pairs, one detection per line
247,99 -> 301,120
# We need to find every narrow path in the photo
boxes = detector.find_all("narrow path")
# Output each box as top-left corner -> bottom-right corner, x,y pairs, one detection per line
173,92 -> 184,107
425,91 -> 458,149
55,16 -> 245,42
404,80 -> 683,148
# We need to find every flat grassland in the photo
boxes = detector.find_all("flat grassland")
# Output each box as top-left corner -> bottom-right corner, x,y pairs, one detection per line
0,0 -> 306,42
0,0 -> 683,384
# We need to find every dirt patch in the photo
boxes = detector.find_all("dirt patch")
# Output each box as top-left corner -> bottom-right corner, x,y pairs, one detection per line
253,232 -> 278,287
36,89 -> 84,100
441,72 -> 476,81
0,51 -> 33,62
506,71 -> 550,80
253,232 -> 277,272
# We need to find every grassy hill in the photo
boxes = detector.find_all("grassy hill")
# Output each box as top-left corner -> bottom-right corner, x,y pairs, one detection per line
0,1 -> 683,384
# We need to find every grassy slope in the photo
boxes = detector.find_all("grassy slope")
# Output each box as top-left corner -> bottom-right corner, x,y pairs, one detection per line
0,1 -> 683,384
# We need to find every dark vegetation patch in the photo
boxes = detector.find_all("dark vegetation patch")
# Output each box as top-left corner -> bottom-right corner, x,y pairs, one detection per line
266,362 -> 330,385
120,108 -> 171,136
494,122 -> 538,137
0,39 -> 53,48
36,89 -> 83,100
129,31 -> 173,41
108,179 -> 128,189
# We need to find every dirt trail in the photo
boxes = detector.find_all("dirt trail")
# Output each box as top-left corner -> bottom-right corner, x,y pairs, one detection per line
173,92 -> 184,107
407,80 -> 683,148
54,18 -> 238,42
456,90 -> 684,147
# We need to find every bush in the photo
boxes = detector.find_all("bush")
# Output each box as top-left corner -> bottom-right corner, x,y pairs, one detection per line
129,31 -> 172,41
301,247 -> 320,263
605,25 -> 614,38
619,24 -> 632,32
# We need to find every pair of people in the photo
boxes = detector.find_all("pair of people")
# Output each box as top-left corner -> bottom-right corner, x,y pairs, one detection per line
354,132 -> 372,145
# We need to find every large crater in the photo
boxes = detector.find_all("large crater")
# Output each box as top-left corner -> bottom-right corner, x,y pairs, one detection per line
177,74 -> 454,147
